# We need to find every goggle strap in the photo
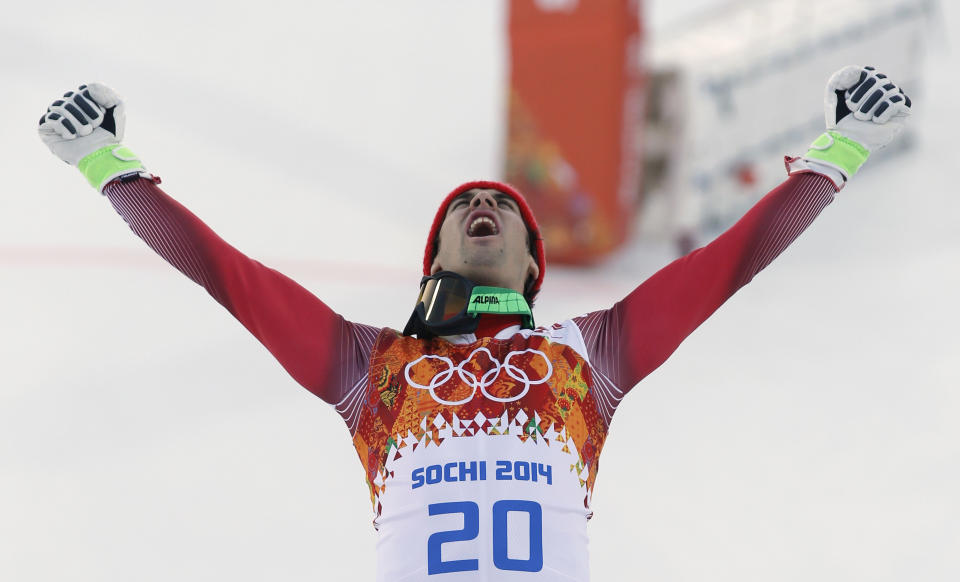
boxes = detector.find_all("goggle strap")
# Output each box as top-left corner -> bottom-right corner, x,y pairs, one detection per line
466,287 -> 534,329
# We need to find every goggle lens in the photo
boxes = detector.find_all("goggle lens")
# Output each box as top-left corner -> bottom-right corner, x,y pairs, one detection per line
419,276 -> 471,324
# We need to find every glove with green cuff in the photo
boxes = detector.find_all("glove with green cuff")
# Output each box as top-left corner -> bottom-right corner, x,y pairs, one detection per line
38,83 -> 148,192
791,65 -> 912,189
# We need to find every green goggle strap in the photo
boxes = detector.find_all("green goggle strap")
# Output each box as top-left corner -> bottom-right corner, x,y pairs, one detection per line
466,286 -> 534,329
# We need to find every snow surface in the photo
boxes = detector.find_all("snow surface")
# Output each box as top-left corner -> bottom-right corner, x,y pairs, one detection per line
1,1 -> 957,581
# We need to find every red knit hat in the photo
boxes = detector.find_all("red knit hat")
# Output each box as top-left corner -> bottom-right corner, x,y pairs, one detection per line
423,180 -> 546,302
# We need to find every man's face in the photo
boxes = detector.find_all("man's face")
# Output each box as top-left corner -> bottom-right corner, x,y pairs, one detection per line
431,188 -> 539,294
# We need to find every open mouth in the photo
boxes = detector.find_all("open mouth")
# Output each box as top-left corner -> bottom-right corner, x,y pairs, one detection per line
467,215 -> 500,238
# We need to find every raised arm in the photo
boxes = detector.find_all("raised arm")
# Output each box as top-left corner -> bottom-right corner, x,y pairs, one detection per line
104,177 -> 379,404
575,65 -> 912,417
38,83 -> 378,406
576,170 -> 834,394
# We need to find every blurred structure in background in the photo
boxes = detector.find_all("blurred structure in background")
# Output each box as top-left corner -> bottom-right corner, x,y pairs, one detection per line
506,0 -> 645,264
641,0 -> 936,253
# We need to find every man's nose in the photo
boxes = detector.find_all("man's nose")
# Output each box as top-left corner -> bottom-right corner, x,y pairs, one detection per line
470,191 -> 496,208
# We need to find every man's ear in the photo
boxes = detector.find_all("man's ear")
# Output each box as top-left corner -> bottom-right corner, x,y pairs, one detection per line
525,254 -> 540,287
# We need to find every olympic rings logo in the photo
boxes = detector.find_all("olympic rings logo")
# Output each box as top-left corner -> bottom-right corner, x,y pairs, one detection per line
404,347 -> 554,406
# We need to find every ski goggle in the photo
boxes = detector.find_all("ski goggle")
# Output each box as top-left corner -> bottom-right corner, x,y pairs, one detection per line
402,271 -> 534,338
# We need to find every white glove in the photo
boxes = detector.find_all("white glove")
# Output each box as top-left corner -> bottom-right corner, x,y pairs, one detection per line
825,65 -> 911,152
790,65 -> 912,189
38,83 -> 146,192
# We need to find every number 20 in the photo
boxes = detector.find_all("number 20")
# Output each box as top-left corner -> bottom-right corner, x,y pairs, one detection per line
427,500 -> 543,574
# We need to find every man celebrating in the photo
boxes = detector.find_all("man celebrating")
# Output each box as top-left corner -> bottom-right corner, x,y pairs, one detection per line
38,65 -> 910,581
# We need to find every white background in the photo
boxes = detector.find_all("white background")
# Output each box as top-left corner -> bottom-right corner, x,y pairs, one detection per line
2,1 -> 957,580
